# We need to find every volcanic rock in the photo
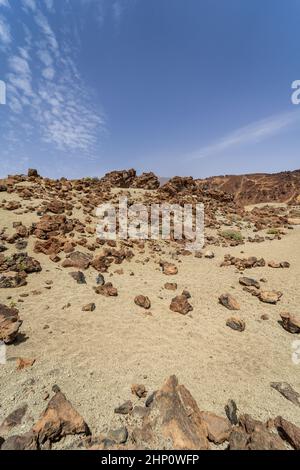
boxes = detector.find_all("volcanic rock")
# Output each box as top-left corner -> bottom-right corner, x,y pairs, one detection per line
239,277 -> 260,289
200,411 -> 232,444
160,261 -> 178,275
62,251 -> 92,270
0,304 -> 22,344
69,271 -> 86,284
275,416 -> 300,450
82,303 -> 96,312
32,391 -> 90,444
1,431 -> 38,450
93,282 -> 118,297
134,295 -> 151,310
28,169 -> 39,177
219,294 -> 240,311
131,384 -> 147,398
170,295 -> 193,315
279,312 -> 300,334
259,290 -> 282,304
271,382 -> 300,407
226,317 -> 245,332
132,172 -> 160,190
140,375 -> 209,450
114,401 -> 133,415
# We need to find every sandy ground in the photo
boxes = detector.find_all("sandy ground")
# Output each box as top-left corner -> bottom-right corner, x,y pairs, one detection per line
1,188 -> 300,444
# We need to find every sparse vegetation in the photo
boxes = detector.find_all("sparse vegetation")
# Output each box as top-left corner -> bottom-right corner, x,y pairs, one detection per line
267,228 -> 280,235
219,230 -> 244,242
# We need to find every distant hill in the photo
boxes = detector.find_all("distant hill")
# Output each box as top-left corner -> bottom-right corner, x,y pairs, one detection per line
195,169 -> 300,205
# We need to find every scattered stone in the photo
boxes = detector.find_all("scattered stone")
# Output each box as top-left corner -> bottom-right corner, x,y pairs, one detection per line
271,382 -> 300,407
204,250 -> 215,259
131,384 -> 147,398
96,274 -> 105,285
259,290 -> 282,304
219,294 -> 240,311
164,282 -> 177,291
268,260 -> 290,269
93,282 -> 118,297
134,295 -> 151,310
280,312 -> 300,334
62,251 -> 92,270
170,295 -> 193,315
221,255 -> 265,270
226,317 -> 245,332
239,277 -> 260,289
69,271 -> 86,284
0,304 -> 22,344
160,261 -> 178,275
82,303 -> 96,312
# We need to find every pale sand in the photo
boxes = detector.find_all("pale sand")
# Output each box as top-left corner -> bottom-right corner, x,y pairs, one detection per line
0,188 -> 300,439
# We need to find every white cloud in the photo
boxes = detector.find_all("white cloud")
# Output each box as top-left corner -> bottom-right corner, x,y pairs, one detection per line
0,14 -> 11,44
9,55 -> 31,75
34,11 -> 58,53
44,0 -> 54,12
37,49 -> 53,67
190,111 -> 300,160
22,0 -> 37,12
42,66 -> 55,80
0,0 -> 10,8
2,0 -> 106,157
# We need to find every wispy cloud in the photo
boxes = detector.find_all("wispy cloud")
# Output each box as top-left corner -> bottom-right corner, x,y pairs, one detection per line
0,0 -> 10,8
0,14 -> 11,46
2,0 -> 106,157
189,111 -> 300,160
21,0 -> 37,12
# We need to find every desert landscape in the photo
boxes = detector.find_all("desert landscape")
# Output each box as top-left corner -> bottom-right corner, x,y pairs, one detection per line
0,168 -> 300,450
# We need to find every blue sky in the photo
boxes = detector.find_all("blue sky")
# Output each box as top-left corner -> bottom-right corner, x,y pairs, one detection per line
0,0 -> 299,179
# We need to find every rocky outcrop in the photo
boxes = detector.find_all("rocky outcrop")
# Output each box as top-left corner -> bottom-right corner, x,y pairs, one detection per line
132,172 -> 160,190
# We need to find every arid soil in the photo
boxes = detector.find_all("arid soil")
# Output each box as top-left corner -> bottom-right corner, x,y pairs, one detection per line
0,169 -> 300,450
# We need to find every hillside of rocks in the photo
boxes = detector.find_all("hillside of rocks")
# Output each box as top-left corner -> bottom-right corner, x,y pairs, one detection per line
0,168 -> 300,451
195,169 -> 300,205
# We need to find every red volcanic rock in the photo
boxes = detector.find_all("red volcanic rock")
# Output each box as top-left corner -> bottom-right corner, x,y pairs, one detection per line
32,391 -> 90,444
100,169 -> 136,188
132,172 -> 160,190
0,304 -> 22,344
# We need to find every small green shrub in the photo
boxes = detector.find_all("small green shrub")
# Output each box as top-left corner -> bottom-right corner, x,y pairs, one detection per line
219,230 -> 243,241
